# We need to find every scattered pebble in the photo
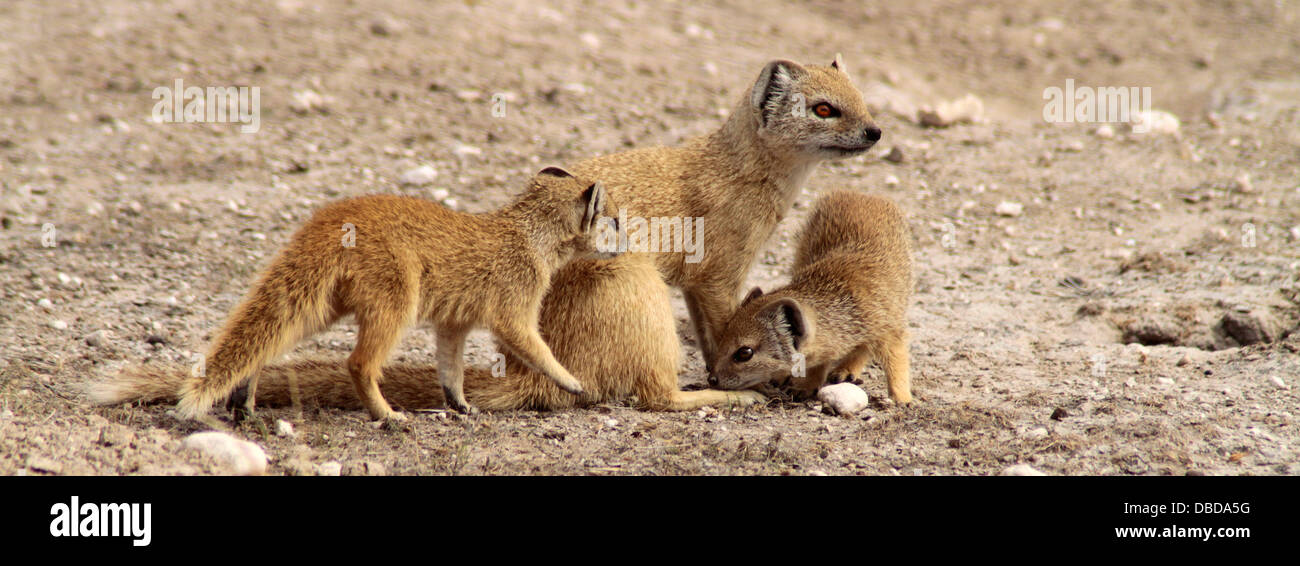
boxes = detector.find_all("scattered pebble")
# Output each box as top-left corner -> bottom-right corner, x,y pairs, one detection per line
883,174 -> 900,187
1270,376 -> 1289,390
817,383 -> 869,416
37,298 -> 53,310
883,146 -> 904,163
289,89 -> 328,114
275,419 -> 296,438
995,201 -> 1024,217
452,144 -> 482,158
27,456 -> 64,475
918,94 -> 984,127
49,319 -> 68,330
400,165 -> 438,186
180,432 -> 268,476
1094,124 -> 1115,139
315,461 -> 343,476
1130,109 -> 1180,135
1000,463 -> 1047,476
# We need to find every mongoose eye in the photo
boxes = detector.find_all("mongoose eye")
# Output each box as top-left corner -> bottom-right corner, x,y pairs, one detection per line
812,103 -> 840,118
732,346 -> 754,363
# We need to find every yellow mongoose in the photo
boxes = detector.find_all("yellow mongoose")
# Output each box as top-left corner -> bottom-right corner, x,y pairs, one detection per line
568,55 -> 879,370
707,191 -> 914,403
99,167 -> 618,421
90,255 -> 767,413
91,56 -> 870,416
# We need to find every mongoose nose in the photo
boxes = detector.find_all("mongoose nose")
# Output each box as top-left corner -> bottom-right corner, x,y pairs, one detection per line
707,375 -> 719,387
864,125 -> 882,142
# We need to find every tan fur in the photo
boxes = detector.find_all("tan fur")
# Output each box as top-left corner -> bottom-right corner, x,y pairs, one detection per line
103,167 -> 619,421
91,57 -> 871,417
709,191 -> 915,403
566,56 -> 879,369
90,257 -> 765,413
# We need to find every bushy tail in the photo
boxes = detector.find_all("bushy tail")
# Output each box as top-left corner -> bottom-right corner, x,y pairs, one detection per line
88,358 -> 520,412
167,257 -> 338,419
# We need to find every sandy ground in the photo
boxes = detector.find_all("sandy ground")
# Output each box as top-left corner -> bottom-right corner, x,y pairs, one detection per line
1,0 -> 1298,476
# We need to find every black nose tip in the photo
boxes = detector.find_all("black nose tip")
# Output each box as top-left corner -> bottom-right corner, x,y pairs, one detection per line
864,125 -> 882,142
707,375 -> 719,387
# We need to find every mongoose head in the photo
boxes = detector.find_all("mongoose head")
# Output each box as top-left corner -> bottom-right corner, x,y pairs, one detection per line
708,287 -> 815,390
748,54 -> 880,161
530,166 -> 622,261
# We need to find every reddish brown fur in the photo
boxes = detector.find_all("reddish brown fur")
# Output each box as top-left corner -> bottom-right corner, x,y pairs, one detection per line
710,191 -> 915,403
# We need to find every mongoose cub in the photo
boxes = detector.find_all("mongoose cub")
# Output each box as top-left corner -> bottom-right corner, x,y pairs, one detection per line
708,191 -> 914,403
172,166 -> 617,421
569,55 -> 880,370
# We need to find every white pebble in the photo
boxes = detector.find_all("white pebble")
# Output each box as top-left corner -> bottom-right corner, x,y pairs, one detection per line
275,419 -> 296,438
1270,376 -> 1289,390
452,144 -> 482,158
315,461 -> 343,476
604,418 -> 619,428
400,165 -> 438,186
995,201 -> 1024,217
430,188 -> 450,201
1094,124 -> 1114,139
180,432 -> 267,476
817,383 -> 869,415
37,298 -> 53,310
1000,464 -> 1047,476
49,319 -> 68,330
883,174 -> 900,187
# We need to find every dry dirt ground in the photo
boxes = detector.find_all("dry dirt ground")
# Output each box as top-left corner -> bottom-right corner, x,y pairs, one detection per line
1,0 -> 1298,476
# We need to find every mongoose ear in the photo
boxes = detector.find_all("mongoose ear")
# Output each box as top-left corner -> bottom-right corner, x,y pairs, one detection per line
539,166 -> 574,178
750,59 -> 807,126
741,286 -> 764,305
579,182 -> 605,233
830,53 -> 849,76
761,298 -> 809,353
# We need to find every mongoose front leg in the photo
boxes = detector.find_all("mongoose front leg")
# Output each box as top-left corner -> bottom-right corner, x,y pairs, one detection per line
880,331 -> 913,404
826,345 -> 873,386
493,322 -> 585,396
658,389 -> 768,411
683,286 -> 739,372
435,326 -> 476,414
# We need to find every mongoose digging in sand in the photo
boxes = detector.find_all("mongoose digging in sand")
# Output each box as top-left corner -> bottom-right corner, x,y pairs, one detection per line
708,191 -> 915,404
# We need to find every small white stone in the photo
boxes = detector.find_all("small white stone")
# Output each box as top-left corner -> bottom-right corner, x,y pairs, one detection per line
400,165 -> 438,186
884,174 -> 900,187
817,383 -> 870,416
1131,110 -> 1180,135
57,272 -> 72,286
181,432 -> 268,476
995,201 -> 1024,217
275,419 -> 296,438
315,461 -> 343,476
49,319 -> 68,330
579,32 -> 601,50
37,298 -> 53,310
443,198 -> 458,209
452,144 -> 482,158
1095,124 -> 1115,139
1157,377 -> 1175,386
430,188 -> 450,201
1000,464 -> 1047,476
604,418 -> 619,428
1270,376 -> 1289,390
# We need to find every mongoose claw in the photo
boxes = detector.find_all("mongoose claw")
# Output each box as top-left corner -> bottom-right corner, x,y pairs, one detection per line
733,390 -> 768,407
826,372 -> 862,386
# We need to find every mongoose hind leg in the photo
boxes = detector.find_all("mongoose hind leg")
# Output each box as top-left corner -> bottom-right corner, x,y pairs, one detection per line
347,316 -> 407,422
435,326 -> 476,414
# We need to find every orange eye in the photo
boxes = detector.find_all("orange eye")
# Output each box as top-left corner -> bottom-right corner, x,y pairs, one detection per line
813,103 -> 837,118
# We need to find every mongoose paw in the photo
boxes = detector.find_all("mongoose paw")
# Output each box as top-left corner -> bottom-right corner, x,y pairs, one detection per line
732,390 -> 769,407
826,372 -> 863,386
557,378 -> 585,396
